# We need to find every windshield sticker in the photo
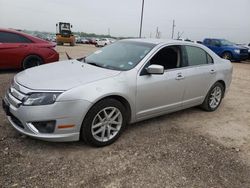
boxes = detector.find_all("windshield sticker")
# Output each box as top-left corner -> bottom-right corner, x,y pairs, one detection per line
119,64 -> 125,68
94,50 -> 102,54
128,62 -> 133,65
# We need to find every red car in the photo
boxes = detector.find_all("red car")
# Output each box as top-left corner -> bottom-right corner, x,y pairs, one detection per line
0,28 -> 59,69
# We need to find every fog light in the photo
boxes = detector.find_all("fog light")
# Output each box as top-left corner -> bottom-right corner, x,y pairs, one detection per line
32,121 -> 56,133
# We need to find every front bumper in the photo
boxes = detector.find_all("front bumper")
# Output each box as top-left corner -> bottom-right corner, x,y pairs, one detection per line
2,91 -> 92,142
233,53 -> 249,61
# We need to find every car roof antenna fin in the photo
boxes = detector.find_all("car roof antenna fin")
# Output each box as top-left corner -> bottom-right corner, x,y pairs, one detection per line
65,52 -> 72,60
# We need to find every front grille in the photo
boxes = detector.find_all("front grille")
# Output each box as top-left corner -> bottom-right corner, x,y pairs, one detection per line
6,90 -> 22,108
240,49 -> 248,54
10,113 -> 24,129
6,82 -> 28,108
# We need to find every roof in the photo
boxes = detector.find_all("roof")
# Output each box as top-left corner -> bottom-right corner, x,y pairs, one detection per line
123,38 -> 198,46
0,28 -> 49,43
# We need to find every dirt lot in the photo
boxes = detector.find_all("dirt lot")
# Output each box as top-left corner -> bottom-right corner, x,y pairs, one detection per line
0,44 -> 250,188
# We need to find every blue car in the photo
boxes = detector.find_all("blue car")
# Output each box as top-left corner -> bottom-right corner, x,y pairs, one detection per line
203,38 -> 248,61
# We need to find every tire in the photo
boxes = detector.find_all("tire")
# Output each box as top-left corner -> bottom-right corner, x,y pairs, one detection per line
22,55 -> 43,69
81,98 -> 127,147
201,82 -> 225,112
70,42 -> 75,46
222,52 -> 233,61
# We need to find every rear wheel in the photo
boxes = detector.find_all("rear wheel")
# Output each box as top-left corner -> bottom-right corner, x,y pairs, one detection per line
81,98 -> 127,147
201,82 -> 224,111
222,52 -> 232,61
22,55 -> 43,69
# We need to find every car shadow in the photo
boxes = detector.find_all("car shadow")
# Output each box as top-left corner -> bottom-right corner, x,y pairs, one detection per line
0,69 -> 19,74
14,106 -> 202,151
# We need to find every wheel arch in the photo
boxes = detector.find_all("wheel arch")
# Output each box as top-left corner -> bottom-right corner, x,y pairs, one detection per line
214,80 -> 226,98
90,95 -> 132,123
21,54 -> 44,68
220,50 -> 233,58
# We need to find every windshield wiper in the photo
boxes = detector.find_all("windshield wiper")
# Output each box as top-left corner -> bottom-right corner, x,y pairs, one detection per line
86,61 -> 104,68
77,56 -> 86,62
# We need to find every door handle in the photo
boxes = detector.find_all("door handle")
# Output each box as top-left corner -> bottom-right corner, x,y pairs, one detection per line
176,73 -> 185,80
210,69 -> 216,74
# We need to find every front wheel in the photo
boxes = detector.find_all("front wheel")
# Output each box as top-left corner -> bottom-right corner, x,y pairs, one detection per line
201,82 -> 224,111
81,98 -> 127,147
222,52 -> 232,61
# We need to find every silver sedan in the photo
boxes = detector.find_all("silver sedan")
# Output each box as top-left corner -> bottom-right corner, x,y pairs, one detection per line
2,39 -> 233,147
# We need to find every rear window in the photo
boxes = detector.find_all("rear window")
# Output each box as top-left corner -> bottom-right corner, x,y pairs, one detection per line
0,31 -> 32,43
185,46 -> 213,66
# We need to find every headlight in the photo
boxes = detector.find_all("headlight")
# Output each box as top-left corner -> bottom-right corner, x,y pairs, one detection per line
234,49 -> 240,54
23,93 -> 61,106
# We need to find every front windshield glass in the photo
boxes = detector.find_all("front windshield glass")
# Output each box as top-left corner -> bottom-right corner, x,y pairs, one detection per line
220,39 -> 235,46
61,30 -> 71,35
84,41 -> 156,71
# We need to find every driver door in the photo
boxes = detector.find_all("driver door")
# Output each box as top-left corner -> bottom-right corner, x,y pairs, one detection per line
136,46 -> 185,120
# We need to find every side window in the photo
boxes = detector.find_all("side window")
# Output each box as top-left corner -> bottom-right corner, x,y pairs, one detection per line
149,46 -> 181,70
205,39 -> 211,45
0,31 -> 32,43
185,46 -> 209,66
210,40 -> 220,46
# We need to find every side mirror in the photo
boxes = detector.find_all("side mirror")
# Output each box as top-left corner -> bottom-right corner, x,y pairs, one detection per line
71,25 -> 73,28
146,64 -> 164,75
56,24 -> 58,26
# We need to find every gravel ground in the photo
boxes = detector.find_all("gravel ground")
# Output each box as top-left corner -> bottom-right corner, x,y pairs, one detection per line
0,44 -> 250,188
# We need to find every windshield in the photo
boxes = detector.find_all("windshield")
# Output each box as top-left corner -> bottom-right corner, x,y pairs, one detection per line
220,39 -> 235,46
84,41 -> 156,71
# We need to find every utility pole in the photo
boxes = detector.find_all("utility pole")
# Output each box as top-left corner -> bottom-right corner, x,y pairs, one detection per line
171,20 -> 176,39
139,0 -> 145,38
156,27 -> 160,38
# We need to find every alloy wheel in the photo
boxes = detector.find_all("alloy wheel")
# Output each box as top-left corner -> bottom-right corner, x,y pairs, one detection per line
209,86 -> 222,109
91,107 -> 123,142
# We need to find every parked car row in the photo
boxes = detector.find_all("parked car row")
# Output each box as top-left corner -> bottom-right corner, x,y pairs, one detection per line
76,37 -> 116,46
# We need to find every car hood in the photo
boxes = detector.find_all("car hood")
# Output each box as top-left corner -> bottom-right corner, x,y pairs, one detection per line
15,60 -> 121,91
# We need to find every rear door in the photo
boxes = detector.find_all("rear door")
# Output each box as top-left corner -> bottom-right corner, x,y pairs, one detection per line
181,45 -> 216,107
0,31 -> 32,69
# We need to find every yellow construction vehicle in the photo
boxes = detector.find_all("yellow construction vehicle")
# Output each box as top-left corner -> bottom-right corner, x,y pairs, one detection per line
56,22 -> 75,46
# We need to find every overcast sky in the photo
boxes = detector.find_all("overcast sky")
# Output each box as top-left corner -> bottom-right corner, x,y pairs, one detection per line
0,0 -> 249,43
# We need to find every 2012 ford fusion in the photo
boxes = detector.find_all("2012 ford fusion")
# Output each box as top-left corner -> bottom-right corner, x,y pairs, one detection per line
2,39 -> 233,147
